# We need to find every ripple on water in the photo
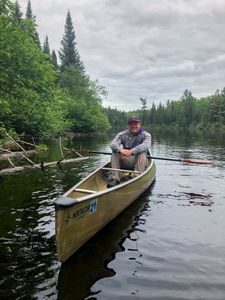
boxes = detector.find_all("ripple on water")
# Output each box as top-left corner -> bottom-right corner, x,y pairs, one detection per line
1,138 -> 225,299
90,233 -> 225,300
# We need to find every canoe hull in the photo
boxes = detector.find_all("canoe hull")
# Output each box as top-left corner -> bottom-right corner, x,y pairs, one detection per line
55,160 -> 156,262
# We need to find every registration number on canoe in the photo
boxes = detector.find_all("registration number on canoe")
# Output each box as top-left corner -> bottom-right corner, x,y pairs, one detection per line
89,199 -> 97,214
64,199 -> 98,224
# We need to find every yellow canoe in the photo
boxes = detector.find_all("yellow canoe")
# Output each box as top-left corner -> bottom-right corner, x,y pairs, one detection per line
54,157 -> 156,262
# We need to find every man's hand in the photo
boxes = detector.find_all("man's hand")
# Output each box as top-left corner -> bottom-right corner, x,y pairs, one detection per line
120,149 -> 132,156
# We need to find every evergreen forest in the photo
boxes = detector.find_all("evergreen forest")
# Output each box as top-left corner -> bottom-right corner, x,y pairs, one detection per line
104,88 -> 225,134
137,89 -> 225,133
0,0 -> 109,141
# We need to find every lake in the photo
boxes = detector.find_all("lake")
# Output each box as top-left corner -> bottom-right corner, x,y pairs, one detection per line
0,133 -> 225,299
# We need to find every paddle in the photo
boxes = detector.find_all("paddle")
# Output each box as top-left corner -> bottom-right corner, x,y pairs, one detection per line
63,148 -> 213,165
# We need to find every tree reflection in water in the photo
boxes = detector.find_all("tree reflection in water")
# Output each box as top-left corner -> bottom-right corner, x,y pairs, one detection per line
57,185 -> 154,300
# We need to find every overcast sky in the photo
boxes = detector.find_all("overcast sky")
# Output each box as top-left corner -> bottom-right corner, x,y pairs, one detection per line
19,0 -> 225,111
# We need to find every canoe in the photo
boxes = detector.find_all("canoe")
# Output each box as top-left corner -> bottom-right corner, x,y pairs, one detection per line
54,156 -> 156,262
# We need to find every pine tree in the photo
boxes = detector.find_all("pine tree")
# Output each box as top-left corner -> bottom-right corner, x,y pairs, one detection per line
140,97 -> 147,110
14,1 -> 23,22
43,35 -> 50,55
180,89 -> 194,126
150,102 -> 156,124
59,10 -> 84,72
26,0 -> 33,20
139,97 -> 147,125
25,0 -> 41,48
51,50 -> 58,69
34,31 -> 41,48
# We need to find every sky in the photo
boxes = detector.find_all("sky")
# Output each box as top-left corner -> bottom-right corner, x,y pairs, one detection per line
19,0 -> 225,111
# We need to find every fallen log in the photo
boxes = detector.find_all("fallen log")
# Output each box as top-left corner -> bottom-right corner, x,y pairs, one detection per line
0,149 -> 37,161
1,135 -> 36,166
0,156 -> 89,175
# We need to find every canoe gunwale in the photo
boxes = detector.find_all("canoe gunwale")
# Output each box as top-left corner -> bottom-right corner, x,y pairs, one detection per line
54,158 -> 155,210
55,156 -> 156,261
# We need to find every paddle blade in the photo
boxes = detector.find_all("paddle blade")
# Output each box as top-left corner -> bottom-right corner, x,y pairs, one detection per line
181,159 -> 213,165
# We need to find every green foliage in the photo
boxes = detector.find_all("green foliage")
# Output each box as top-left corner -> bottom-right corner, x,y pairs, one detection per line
0,4 -> 65,139
43,35 -> 50,55
25,0 -> 33,20
35,144 -> 48,152
58,65 -> 86,98
103,107 -> 127,132
0,0 -> 14,15
209,90 -> 225,124
135,89 -> 225,130
58,65 -> 105,105
0,0 -> 109,140
25,0 -> 40,48
0,127 -> 21,150
67,98 -> 110,132
2,87 -> 69,138
51,50 -> 58,69
14,1 -> 23,22
0,13 -> 55,95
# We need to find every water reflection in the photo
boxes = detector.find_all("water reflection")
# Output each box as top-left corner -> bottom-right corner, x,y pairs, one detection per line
57,187 -> 154,300
1,133 -> 225,299
0,169 -> 61,299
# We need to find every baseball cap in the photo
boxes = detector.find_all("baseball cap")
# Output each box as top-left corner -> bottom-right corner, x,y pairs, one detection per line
127,115 -> 141,123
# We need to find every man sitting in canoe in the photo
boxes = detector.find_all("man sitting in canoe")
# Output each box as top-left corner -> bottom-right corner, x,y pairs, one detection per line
108,115 -> 151,187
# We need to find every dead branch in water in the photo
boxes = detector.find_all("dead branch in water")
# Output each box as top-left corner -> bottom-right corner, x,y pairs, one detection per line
0,156 -> 89,175
0,147 -> 36,166
0,148 -> 37,161
0,135 -> 90,176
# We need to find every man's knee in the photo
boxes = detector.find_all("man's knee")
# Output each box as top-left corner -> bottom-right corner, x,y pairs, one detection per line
121,155 -> 136,170
111,152 -> 121,167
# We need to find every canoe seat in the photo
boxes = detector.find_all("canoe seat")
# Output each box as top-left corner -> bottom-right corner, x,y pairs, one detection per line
74,188 -> 97,194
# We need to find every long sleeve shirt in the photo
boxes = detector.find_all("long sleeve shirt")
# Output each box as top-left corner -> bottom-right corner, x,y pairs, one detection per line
110,129 -> 151,155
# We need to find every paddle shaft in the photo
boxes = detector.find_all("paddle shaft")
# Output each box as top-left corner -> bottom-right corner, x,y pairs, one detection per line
87,151 -> 212,165
63,148 -> 212,165
89,151 -> 181,161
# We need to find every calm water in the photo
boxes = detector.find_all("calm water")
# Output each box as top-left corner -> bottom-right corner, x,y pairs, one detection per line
0,134 -> 225,299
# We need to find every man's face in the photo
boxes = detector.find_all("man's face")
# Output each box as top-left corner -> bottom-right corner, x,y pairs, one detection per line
128,121 -> 141,133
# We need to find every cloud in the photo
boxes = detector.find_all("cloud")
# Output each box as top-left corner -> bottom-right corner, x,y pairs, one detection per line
18,0 -> 225,111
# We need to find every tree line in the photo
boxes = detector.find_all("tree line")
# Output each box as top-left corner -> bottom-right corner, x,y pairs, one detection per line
140,89 -> 225,130
0,0 -> 109,140
104,89 -> 225,133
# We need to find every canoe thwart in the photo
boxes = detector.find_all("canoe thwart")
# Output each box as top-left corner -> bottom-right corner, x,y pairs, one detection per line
102,167 -> 141,174
74,188 -> 97,194
55,196 -> 78,210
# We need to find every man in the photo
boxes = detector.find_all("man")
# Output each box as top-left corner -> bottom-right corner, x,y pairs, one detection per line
108,115 -> 151,187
